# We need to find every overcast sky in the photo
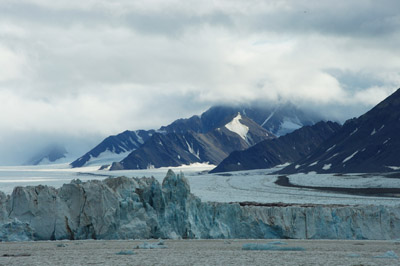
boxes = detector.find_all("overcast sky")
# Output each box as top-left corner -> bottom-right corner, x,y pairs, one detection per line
0,0 -> 399,164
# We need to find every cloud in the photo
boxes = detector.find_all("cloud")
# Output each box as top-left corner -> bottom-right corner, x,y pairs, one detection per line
0,0 -> 399,164
0,45 -> 27,81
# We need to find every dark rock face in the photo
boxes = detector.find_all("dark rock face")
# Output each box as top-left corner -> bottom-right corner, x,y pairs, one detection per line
280,88 -> 400,174
1,171 -> 399,241
111,114 -> 275,170
70,130 -> 155,168
25,144 -> 67,165
210,121 -> 341,173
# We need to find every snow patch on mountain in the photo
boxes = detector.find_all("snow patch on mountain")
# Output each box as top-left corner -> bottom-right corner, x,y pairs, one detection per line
185,140 -> 200,160
387,166 -> 400,170
326,145 -> 336,152
350,128 -> 358,136
276,118 -> 303,136
327,153 -> 340,161
134,131 -> 145,144
86,150 -> 131,166
343,151 -> 359,164
261,109 -> 276,127
322,164 -> 332,170
225,113 -> 249,141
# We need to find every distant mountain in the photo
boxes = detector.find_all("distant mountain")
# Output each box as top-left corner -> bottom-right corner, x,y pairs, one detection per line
71,101 -> 325,168
110,113 -> 275,170
210,121 -> 341,173
70,130 -> 155,168
280,88 -> 400,174
25,144 -> 68,165
160,103 -> 322,137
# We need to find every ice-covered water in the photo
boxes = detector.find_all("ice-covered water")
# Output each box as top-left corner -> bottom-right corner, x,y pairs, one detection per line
1,239 -> 399,266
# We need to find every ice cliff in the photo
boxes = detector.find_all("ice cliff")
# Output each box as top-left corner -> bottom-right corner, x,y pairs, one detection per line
1,170 -> 399,241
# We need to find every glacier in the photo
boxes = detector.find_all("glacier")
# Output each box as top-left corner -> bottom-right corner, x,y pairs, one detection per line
0,170 -> 399,241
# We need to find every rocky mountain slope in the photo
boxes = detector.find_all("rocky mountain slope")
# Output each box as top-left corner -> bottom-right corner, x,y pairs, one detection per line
280,88 -> 400,174
110,114 -> 274,170
70,130 -> 155,168
1,170 -> 399,241
210,121 -> 341,173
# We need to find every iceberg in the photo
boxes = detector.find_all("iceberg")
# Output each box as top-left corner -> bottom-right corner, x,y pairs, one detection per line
136,241 -> 167,249
373,250 -> 398,259
116,250 -> 135,255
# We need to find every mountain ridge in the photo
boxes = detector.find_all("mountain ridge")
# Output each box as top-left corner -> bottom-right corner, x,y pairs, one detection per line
279,88 -> 400,174
110,113 -> 275,170
210,121 -> 341,173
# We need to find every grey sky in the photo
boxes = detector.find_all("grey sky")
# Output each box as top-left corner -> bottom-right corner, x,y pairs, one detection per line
0,0 -> 399,164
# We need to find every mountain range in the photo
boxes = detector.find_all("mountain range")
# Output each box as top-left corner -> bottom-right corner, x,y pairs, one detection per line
110,113 -> 274,170
280,88 -> 400,174
210,121 -> 341,173
71,102 -> 324,169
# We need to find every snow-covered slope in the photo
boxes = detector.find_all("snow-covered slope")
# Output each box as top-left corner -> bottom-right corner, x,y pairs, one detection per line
224,113 -> 249,141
